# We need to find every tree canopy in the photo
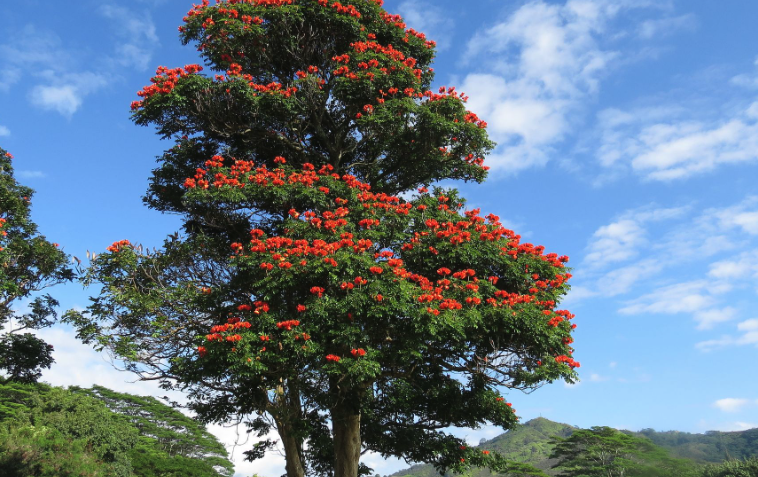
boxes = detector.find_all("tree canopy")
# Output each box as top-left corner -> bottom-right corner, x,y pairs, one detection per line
550,426 -> 699,477
0,147 -> 73,383
65,1 -> 580,477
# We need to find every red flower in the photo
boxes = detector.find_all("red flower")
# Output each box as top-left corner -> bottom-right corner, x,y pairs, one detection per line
310,286 -> 325,297
351,348 -> 366,357
326,354 -> 341,362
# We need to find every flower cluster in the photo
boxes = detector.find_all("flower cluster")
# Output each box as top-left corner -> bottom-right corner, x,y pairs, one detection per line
106,240 -> 132,253
132,64 -> 203,110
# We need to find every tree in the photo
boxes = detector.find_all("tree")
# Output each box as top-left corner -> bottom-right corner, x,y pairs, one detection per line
79,385 -> 234,477
65,1 -> 579,477
0,147 -> 73,383
699,457 -> 758,477
549,427 -> 690,477
0,382 -> 138,477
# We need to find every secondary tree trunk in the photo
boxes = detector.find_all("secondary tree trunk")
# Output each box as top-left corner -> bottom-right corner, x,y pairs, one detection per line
273,382 -> 306,477
332,401 -> 361,477
275,416 -> 306,477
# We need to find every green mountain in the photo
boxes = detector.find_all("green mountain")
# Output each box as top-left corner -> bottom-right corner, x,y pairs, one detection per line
636,427 -> 758,463
390,418 -> 758,477
391,418 -> 575,477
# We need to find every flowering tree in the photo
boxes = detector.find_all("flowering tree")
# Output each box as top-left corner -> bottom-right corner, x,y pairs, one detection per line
65,1 -> 578,477
0,148 -> 73,383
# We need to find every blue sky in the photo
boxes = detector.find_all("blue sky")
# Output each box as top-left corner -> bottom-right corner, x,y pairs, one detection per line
2,0 -> 758,475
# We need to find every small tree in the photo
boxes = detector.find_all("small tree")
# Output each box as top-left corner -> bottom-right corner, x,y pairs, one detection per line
0,148 -> 72,383
66,1 -> 579,476
550,427 -> 662,477
699,457 -> 758,477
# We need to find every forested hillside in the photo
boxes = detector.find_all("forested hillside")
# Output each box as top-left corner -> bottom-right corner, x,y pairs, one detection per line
0,382 -> 234,477
391,418 -> 758,477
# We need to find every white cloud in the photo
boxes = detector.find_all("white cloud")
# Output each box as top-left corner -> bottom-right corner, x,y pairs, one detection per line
99,4 -> 159,71
0,26 -> 110,117
29,71 -> 109,117
589,373 -> 608,382
0,125 -> 9,137
708,251 -> 758,280
731,56 -> 758,89
595,89 -> 758,181
637,13 -> 697,39
460,0 -> 654,173
713,398 -> 751,413
17,170 -> 46,179
697,197 -> 758,237
619,280 -> 737,329
693,307 -> 738,330
397,0 -> 454,50
583,205 -> 687,269
696,318 -> 758,351
595,259 -> 663,296
30,85 -> 82,117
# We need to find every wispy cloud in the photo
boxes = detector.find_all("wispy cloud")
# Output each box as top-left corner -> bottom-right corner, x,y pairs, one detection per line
29,72 -> 110,118
17,170 -> 46,179
619,280 -> 736,330
583,205 -> 687,269
0,6 -> 157,117
731,56 -> 758,89
713,398 -> 752,413
98,4 -> 159,71
0,26 -> 110,117
396,0 -> 454,50
0,125 -> 9,137
637,13 -> 697,39
460,0 -> 678,174
572,197 -> 758,334
595,74 -> 758,181
697,318 -> 758,351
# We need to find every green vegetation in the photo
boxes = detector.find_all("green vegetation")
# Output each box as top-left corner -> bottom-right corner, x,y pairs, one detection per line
392,418 -> 758,477
0,147 -> 73,384
550,426 -> 698,477
699,457 -> 758,477
0,382 -> 233,476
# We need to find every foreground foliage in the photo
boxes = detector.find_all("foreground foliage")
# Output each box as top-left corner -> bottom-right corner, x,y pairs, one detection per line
0,382 -> 233,476
0,147 -> 73,383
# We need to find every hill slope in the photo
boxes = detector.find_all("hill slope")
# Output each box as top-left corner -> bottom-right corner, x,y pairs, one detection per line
391,418 -> 574,477
389,418 -> 758,477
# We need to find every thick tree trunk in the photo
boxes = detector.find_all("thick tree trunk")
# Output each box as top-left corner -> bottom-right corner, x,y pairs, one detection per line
274,416 -> 306,477
273,381 -> 306,477
332,402 -> 361,477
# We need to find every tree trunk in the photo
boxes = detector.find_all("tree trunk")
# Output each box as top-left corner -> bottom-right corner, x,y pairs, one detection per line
332,402 -> 361,477
273,381 -> 306,477
276,418 -> 306,477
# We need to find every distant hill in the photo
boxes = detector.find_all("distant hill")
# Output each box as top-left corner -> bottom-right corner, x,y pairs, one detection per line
389,418 -> 758,477
635,427 -> 758,463
391,418 -> 574,477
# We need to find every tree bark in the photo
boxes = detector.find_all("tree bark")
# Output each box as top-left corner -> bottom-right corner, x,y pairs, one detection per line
275,417 -> 306,477
332,402 -> 361,477
273,381 -> 306,477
